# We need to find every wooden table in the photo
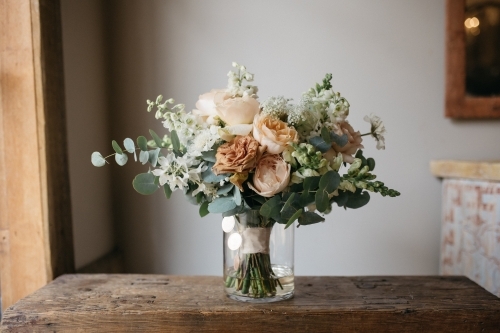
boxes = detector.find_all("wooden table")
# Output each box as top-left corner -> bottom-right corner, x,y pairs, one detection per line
1,275 -> 499,332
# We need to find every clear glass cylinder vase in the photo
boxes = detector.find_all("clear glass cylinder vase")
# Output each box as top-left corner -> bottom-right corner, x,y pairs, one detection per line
223,211 -> 294,303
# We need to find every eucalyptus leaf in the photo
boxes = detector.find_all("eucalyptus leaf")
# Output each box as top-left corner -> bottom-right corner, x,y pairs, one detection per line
201,149 -> 217,163
208,196 -> 237,214
137,136 -> 148,151
309,136 -> 331,153
149,129 -> 164,148
123,138 -> 135,153
285,209 -> 303,229
331,190 -> 349,207
216,183 -> 234,196
319,170 -> 340,193
222,204 -> 246,217
91,152 -> 106,167
330,132 -> 348,147
298,211 -> 325,225
171,130 -> 180,152
315,189 -> 330,213
112,140 -> 123,154
199,201 -> 209,217
163,184 -> 172,199
148,148 -> 160,167
139,150 -> 149,164
233,186 -> 242,206
260,195 -> 281,218
281,192 -> 297,213
345,191 -> 370,209
115,153 -> 128,166
299,192 -> 316,207
367,158 -> 375,171
321,126 -> 332,145
303,176 -> 320,192
202,167 -> 229,183
132,173 -> 158,195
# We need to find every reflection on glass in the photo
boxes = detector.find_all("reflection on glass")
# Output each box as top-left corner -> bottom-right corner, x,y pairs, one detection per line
465,0 -> 500,96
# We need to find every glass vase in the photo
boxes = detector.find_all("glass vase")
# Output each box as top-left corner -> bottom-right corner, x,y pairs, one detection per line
222,210 -> 294,303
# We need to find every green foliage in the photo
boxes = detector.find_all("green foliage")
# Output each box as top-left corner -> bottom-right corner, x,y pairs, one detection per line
123,138 -> 135,153
91,152 -> 106,167
309,136 -> 331,153
148,148 -> 160,167
115,153 -> 128,166
137,136 -> 148,151
149,129 -> 164,148
298,211 -> 325,226
315,171 -> 340,212
132,173 -> 158,195
216,183 -> 234,196
139,150 -> 149,164
112,140 -> 123,154
170,130 -> 181,153
163,184 -> 172,199
208,196 -> 237,213
345,191 -> 370,209
199,201 -> 209,217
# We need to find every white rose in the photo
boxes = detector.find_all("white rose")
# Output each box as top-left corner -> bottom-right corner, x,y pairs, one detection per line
215,94 -> 260,126
192,89 -> 228,124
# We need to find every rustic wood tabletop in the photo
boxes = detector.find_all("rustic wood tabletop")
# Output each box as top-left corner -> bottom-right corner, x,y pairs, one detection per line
1,274 -> 499,332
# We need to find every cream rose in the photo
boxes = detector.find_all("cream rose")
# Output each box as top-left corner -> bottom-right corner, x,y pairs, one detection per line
192,89 -> 228,124
248,154 -> 291,197
252,114 -> 299,154
212,135 -> 265,175
330,121 -> 363,163
215,94 -> 260,126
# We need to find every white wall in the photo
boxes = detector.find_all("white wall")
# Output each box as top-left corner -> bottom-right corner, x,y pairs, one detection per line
61,0 -> 115,269
106,0 -> 500,275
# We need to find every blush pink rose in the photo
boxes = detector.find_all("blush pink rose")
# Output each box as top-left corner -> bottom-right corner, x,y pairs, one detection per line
330,121 -> 363,163
248,154 -> 291,197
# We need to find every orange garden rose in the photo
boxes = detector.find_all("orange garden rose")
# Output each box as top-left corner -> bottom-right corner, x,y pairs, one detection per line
252,114 -> 299,154
212,135 -> 265,175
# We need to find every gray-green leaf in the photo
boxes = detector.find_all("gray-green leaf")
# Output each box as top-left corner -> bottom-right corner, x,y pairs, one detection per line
139,150 -> 149,164
132,173 -> 158,195
137,136 -> 148,151
112,140 -> 123,154
319,170 -> 340,194
148,148 -> 160,167
115,153 -> 128,166
208,196 -> 237,214
91,152 -> 106,167
299,211 -> 325,225
149,129 -> 164,148
123,138 -> 135,153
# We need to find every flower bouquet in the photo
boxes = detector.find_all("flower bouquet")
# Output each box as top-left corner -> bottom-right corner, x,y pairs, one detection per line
92,62 -> 400,302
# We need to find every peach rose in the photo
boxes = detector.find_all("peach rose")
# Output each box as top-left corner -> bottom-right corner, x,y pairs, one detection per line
212,135 -> 265,175
215,94 -> 260,126
330,121 -> 363,163
192,89 -> 229,124
252,114 -> 299,154
248,154 -> 291,197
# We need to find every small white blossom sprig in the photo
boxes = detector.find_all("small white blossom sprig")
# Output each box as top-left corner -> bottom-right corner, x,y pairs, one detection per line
147,95 -> 207,149
151,152 -> 207,193
362,113 -> 386,150
227,62 -> 258,98
261,96 -> 293,121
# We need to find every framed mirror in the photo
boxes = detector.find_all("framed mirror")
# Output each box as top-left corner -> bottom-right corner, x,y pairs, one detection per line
446,0 -> 500,118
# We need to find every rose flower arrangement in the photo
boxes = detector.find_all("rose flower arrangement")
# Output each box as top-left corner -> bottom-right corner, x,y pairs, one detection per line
92,63 -> 400,300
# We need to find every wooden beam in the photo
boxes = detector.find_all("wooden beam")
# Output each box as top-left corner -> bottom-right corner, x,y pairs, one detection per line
430,160 -> 500,181
0,0 -> 74,310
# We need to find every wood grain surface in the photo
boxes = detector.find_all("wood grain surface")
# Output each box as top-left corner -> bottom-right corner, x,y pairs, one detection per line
0,0 -> 74,310
1,275 -> 499,332
430,160 -> 500,181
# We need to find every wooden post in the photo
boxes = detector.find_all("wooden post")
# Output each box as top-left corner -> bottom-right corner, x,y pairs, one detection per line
0,0 -> 74,310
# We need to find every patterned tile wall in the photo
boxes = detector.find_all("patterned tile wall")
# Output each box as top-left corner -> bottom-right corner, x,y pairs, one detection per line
441,179 -> 500,297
